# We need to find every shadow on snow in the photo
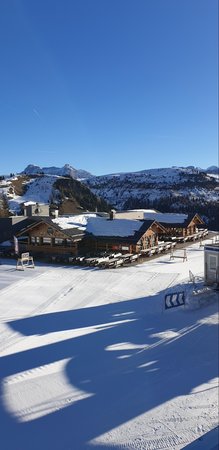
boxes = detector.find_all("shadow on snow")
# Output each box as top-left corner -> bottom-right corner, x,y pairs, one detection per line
0,284 -> 218,450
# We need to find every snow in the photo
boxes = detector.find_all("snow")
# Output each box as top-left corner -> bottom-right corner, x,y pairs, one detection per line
6,176 -> 57,213
23,201 -> 37,206
52,214 -> 97,231
85,167 -> 219,210
99,167 -> 197,180
22,163 -> 93,179
0,239 -> 218,450
116,210 -> 189,224
0,240 -> 12,247
130,209 -> 158,213
207,173 -> 219,181
143,212 -> 188,224
86,217 -> 143,236
52,215 -> 143,237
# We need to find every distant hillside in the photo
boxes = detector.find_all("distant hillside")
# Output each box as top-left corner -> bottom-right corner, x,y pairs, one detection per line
84,167 -> 219,230
0,174 -> 110,216
52,177 -> 111,214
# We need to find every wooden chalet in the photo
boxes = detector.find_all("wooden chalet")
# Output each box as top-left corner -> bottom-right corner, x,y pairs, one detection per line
158,213 -> 205,240
80,219 -> 166,254
12,212 -> 207,261
109,210 -> 206,242
16,217 -> 84,259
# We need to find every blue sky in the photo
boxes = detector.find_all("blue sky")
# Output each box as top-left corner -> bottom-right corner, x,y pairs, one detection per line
0,0 -> 218,175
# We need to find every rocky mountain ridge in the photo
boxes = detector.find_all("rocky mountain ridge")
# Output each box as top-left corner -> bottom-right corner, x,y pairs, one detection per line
21,163 -> 219,178
22,164 -> 93,180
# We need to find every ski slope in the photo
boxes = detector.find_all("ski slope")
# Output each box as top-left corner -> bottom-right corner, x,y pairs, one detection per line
0,240 -> 218,450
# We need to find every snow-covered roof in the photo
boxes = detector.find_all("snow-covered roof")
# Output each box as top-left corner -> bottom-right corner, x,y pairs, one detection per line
128,209 -> 158,213
23,201 -> 37,206
52,212 -> 191,235
52,214 -> 144,237
143,212 -> 188,224
0,240 -> 12,246
86,217 -> 143,237
52,214 -> 97,231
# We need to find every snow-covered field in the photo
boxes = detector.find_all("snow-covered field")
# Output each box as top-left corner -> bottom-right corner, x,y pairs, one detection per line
0,240 -> 218,450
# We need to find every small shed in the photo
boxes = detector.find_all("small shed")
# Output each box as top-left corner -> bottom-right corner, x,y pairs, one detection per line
204,243 -> 219,286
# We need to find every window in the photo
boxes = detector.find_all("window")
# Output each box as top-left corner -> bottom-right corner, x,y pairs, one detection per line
18,236 -> 28,243
66,239 -> 73,247
43,237 -> 51,245
55,238 -> 64,246
150,235 -> 155,246
209,255 -> 217,271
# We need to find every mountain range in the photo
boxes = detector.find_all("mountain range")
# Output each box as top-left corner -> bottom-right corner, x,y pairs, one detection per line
0,163 -> 218,229
21,163 -> 219,178
22,163 -> 93,179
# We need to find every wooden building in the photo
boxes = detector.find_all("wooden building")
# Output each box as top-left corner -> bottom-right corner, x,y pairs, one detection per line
158,213 -> 205,240
11,212 -> 207,261
111,210 -> 206,241
14,216 -> 166,258
16,217 -> 84,259
81,219 -> 166,254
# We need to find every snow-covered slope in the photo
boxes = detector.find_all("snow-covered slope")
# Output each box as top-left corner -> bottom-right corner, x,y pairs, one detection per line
85,167 -> 219,210
2,175 -> 58,214
0,238 -> 218,450
84,167 -> 219,231
0,174 -> 108,216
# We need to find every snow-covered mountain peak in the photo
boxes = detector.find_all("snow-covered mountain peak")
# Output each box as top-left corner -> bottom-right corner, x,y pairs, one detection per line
21,164 -> 93,179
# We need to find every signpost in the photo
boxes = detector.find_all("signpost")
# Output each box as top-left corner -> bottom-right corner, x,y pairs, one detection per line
164,291 -> 185,310
16,252 -> 35,270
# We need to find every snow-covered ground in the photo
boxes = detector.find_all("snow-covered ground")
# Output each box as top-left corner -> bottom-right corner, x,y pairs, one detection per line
0,240 -> 218,450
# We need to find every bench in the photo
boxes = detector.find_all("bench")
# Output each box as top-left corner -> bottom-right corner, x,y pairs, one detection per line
170,249 -> 187,262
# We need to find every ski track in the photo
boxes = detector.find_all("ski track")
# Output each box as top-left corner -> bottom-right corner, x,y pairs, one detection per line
0,270 -> 88,353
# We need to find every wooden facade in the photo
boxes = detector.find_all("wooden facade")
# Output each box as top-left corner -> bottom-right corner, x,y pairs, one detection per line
80,221 -> 166,255
16,219 -> 84,258
14,214 -> 206,260
158,214 -> 205,239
